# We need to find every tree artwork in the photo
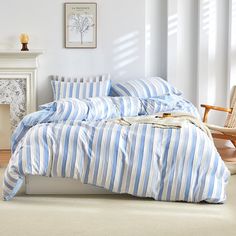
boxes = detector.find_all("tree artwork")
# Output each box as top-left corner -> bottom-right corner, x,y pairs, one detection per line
65,3 -> 97,48
69,14 -> 95,44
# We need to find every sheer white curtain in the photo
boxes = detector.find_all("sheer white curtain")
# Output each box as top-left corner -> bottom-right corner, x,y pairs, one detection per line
167,0 -> 198,104
162,0 -> 235,123
229,0 -> 236,93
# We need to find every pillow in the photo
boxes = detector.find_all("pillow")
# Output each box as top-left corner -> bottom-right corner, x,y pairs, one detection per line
51,74 -> 111,100
110,96 -> 143,117
110,77 -> 181,98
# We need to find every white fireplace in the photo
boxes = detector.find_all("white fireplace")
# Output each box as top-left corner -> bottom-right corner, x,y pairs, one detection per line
0,51 -> 42,132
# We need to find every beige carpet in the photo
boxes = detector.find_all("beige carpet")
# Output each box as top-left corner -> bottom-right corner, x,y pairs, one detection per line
0,168 -> 235,236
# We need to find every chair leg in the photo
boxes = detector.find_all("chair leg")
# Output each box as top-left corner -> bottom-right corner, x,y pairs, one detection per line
230,140 -> 236,148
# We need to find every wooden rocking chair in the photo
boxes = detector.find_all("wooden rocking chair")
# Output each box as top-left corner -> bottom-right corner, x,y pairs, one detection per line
201,86 -> 236,148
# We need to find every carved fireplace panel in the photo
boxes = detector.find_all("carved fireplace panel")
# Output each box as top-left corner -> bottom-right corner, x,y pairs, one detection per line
0,79 -> 26,131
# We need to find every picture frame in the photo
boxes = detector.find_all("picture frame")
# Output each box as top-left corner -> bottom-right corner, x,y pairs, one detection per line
64,2 -> 97,48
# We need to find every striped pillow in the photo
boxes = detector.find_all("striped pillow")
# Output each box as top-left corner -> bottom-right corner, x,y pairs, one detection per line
111,77 -> 182,98
51,74 -> 111,100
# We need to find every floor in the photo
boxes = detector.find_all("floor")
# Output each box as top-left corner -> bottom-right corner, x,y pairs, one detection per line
0,141 -> 236,236
0,168 -> 235,236
0,150 -> 10,168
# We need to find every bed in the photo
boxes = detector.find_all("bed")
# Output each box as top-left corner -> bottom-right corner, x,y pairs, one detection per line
2,76 -> 230,203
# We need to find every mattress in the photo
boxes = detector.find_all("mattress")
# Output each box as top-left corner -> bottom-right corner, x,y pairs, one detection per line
25,175 -> 113,195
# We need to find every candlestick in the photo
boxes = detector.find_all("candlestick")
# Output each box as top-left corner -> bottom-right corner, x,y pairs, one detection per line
20,34 -> 29,51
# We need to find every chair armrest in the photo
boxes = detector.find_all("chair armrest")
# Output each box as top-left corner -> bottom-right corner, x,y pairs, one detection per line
200,104 -> 232,123
200,104 -> 232,113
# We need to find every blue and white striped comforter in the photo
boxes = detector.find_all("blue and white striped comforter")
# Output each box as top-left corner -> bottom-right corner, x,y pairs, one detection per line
2,95 -> 230,202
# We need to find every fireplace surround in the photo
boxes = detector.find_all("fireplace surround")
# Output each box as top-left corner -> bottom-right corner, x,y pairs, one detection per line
0,51 -> 42,132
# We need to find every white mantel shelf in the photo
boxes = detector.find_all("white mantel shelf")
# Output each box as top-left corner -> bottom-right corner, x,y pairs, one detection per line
0,50 -> 43,69
0,50 -> 43,58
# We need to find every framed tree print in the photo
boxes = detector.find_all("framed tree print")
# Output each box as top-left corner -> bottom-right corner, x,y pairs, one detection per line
65,3 -> 97,48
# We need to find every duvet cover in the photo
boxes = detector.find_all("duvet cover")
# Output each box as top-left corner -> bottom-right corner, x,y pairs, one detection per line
2,95 -> 230,202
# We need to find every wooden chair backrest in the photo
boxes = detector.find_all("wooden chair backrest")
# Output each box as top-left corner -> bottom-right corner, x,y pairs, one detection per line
225,86 -> 236,128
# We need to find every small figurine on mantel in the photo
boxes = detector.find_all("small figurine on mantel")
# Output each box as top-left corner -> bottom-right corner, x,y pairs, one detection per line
20,34 -> 29,51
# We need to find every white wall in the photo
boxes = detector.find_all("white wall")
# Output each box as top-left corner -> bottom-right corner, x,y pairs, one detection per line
0,0 -> 147,105
0,0 -> 233,116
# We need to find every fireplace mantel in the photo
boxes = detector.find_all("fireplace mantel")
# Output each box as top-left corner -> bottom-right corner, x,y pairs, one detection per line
0,51 -> 43,68
0,50 -> 43,131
